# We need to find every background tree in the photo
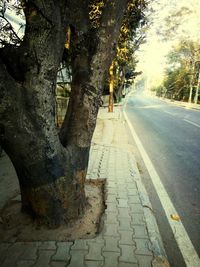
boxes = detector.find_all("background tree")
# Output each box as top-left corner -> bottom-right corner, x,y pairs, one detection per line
151,0 -> 200,43
111,0 -> 146,101
0,0 -> 146,227
153,40 -> 200,102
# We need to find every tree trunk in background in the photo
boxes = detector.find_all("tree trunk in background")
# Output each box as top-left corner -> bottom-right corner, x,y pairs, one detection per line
0,0 -> 129,227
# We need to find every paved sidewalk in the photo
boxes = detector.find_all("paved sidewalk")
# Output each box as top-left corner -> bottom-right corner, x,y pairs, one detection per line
0,106 -> 169,267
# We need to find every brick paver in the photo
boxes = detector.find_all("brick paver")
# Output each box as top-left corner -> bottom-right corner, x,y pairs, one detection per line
68,250 -> 86,267
33,249 -> 55,267
85,241 -> 104,261
52,242 -> 73,262
119,244 -> 137,264
103,237 -> 120,253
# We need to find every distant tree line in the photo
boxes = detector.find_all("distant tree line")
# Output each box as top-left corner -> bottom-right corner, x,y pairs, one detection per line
152,40 -> 200,103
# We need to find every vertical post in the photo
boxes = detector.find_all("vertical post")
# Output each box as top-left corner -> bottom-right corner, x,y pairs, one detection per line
188,85 -> 193,104
188,59 -> 195,104
108,62 -> 114,112
194,69 -> 200,104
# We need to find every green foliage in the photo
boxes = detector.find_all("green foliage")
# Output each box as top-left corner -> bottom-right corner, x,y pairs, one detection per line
111,0 -> 147,99
161,40 -> 200,101
151,85 -> 165,97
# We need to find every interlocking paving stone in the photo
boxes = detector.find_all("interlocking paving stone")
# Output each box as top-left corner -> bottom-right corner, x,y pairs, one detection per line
129,204 -> 144,214
119,263 -> 138,267
105,202 -> 118,213
128,196 -> 141,204
124,178 -> 134,183
51,261 -> 68,267
106,187 -> 119,195
89,236 -> 105,244
33,250 -> 55,267
108,176 -> 117,182
131,214 -> 145,225
107,181 -> 117,188
52,242 -> 73,262
118,208 -> 130,218
117,192 -> 128,198
117,176 -> 130,182
71,240 -> 88,251
85,242 -> 104,261
116,185 -> 127,192
39,241 -> 56,250
105,209 -> 118,217
103,237 -> 120,252
136,255 -> 153,267
99,173 -> 107,178
104,213 -> 118,224
105,195 -> 117,203
20,242 -> 38,260
133,225 -> 148,238
127,188 -> 138,196
135,239 -> 152,256
117,199 -> 129,208
16,260 -> 35,267
68,250 -> 86,267
118,217 -> 132,231
103,223 -> 120,237
119,245 -> 137,264
119,230 -> 134,245
103,251 -> 120,267
85,261 -> 103,267
126,183 -> 137,189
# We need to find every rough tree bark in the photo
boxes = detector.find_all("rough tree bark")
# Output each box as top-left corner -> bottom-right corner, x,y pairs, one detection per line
0,0 -> 129,227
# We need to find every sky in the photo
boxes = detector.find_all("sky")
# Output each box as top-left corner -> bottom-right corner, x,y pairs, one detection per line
5,8 -> 25,37
135,0 -> 200,88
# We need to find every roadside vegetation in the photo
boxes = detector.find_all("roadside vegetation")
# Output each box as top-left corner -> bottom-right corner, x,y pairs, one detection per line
148,1 -> 200,104
152,40 -> 200,103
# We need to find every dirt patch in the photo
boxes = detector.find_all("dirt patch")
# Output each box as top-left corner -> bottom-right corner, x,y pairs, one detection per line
0,180 -> 105,242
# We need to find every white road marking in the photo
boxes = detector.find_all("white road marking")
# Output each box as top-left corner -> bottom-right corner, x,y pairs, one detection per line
183,119 -> 200,129
163,111 -> 176,117
123,106 -> 200,267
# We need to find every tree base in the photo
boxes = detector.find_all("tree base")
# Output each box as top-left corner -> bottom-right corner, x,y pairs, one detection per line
20,175 -> 87,228
0,181 -> 105,240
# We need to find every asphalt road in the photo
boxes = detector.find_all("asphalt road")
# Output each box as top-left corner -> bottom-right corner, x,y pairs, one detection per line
125,92 -> 200,267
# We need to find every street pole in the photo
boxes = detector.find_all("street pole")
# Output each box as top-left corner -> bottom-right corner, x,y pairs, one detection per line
188,84 -> 193,104
188,60 -> 195,104
108,62 -> 114,112
194,70 -> 200,104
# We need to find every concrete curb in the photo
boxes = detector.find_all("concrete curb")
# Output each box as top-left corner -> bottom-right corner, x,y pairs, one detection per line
157,97 -> 200,111
133,161 -> 170,267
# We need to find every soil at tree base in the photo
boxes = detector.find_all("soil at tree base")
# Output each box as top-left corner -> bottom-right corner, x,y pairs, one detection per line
0,180 -> 105,241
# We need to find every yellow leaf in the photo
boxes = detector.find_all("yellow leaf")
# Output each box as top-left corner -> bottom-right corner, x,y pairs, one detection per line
170,214 -> 181,221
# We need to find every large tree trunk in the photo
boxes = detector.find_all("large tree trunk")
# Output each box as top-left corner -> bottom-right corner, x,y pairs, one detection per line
0,0 -> 129,227
0,1 -> 87,227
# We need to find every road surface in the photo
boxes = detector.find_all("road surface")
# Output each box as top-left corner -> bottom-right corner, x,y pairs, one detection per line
125,92 -> 200,267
